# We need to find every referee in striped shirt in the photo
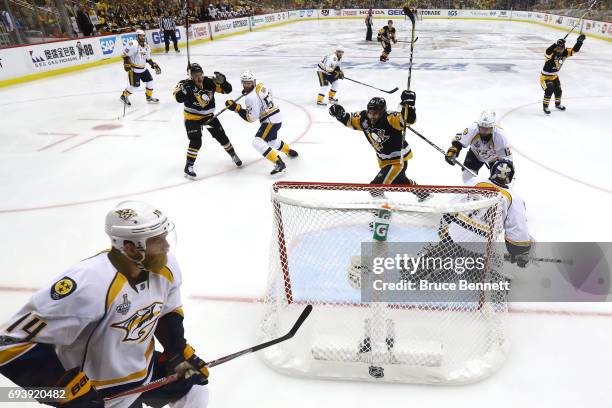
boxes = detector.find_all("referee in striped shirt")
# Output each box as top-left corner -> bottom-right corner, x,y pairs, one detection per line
160,11 -> 179,53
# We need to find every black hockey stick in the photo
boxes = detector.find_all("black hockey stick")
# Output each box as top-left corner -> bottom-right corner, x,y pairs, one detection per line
185,0 -> 191,73
403,6 -> 416,91
104,305 -> 313,402
406,126 -> 478,177
563,0 -> 597,39
203,93 -> 246,125
344,76 -> 398,94
503,254 -> 573,265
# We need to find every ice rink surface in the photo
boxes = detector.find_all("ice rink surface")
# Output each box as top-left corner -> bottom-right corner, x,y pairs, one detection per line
1,17 -> 611,407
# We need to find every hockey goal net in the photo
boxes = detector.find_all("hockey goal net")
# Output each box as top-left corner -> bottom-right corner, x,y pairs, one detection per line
261,182 -> 509,385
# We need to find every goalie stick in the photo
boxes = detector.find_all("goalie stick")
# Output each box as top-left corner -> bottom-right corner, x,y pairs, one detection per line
104,304 -> 313,402
344,77 -> 398,94
503,254 -> 573,265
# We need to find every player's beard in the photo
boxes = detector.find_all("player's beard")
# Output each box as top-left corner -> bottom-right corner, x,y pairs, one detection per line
143,253 -> 168,272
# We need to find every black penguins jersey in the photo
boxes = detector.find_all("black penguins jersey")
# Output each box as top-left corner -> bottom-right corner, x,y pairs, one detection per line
337,107 -> 416,168
173,77 -> 232,121
378,26 -> 396,42
541,41 -> 582,76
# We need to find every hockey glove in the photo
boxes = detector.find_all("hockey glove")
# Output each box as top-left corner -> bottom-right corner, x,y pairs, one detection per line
446,147 -> 458,166
225,99 -> 241,112
123,63 -> 131,72
166,344 -> 209,385
54,367 -> 103,408
509,253 -> 529,268
400,90 -> 416,107
333,67 -> 344,80
213,71 -> 227,84
329,104 -> 345,119
577,34 -> 586,43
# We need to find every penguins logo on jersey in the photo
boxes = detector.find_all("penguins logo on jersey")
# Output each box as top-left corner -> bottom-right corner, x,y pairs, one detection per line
50,277 -> 77,300
367,128 -> 389,149
111,302 -> 163,342
115,208 -> 137,221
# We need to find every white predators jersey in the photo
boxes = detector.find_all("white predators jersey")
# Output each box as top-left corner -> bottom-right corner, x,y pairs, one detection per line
0,251 -> 182,391
317,53 -> 341,74
448,175 -> 531,250
243,82 -> 281,124
455,123 -> 512,164
123,40 -> 151,73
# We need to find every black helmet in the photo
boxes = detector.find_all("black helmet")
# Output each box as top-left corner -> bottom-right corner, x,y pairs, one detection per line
367,97 -> 386,112
555,38 -> 566,47
489,159 -> 515,186
189,63 -> 203,75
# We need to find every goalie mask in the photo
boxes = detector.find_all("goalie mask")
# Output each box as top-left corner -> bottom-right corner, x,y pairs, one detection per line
489,159 -> 515,186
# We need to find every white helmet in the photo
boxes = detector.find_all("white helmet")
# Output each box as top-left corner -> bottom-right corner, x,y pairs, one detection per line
105,201 -> 171,253
477,110 -> 496,128
336,45 -> 345,53
240,70 -> 256,83
135,29 -> 146,36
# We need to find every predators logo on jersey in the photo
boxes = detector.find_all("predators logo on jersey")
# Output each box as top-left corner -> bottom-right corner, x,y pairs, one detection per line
111,301 -> 163,342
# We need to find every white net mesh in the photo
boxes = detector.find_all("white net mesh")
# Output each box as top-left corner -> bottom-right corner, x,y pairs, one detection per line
261,182 -> 509,385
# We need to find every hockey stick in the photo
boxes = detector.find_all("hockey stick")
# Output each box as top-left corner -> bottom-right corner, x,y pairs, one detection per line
406,127 -> 478,177
503,254 -> 573,265
397,37 -> 418,43
403,6 -> 416,91
563,0 -> 597,39
344,77 -> 398,94
184,0 -> 191,73
203,93 -> 246,125
104,305 -> 313,402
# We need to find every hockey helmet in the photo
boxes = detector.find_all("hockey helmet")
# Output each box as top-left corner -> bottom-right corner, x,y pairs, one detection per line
555,38 -> 566,47
367,97 -> 387,112
489,159 -> 515,186
189,63 -> 204,74
105,201 -> 172,254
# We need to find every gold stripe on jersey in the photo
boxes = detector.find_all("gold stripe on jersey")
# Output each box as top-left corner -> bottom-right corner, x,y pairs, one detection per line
183,111 -> 213,121
377,150 -> 413,168
386,112 -> 404,131
151,265 -> 174,283
505,237 -> 532,246
106,272 -> 128,310
256,83 -> 264,94
456,213 -> 491,235
259,107 -> 280,122
173,307 -> 184,317
91,339 -> 155,387
0,342 -> 36,365
475,181 -> 512,205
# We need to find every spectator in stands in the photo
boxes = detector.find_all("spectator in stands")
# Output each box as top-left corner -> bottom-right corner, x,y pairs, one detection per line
76,5 -> 94,36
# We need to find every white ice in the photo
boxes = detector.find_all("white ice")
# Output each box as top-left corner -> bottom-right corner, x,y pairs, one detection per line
0,18 -> 611,407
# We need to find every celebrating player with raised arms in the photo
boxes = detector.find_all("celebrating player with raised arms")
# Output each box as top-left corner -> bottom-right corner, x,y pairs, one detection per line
540,35 -> 585,114
0,201 -> 209,408
174,63 -> 242,179
225,70 -> 298,175
120,29 -> 161,106
445,110 -> 513,183
328,91 -> 425,191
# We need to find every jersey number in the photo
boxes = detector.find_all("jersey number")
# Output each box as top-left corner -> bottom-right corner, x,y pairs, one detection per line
6,313 -> 47,341
263,94 -> 274,109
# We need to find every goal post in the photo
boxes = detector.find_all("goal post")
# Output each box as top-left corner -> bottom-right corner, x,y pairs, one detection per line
260,181 -> 509,385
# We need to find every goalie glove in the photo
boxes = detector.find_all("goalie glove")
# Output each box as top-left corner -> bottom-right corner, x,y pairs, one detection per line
166,344 -> 209,385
